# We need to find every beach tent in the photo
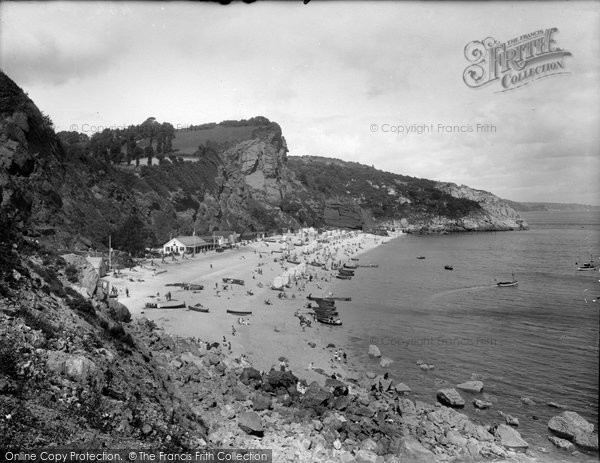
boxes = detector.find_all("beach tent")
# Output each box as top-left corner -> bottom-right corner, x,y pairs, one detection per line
272,276 -> 283,290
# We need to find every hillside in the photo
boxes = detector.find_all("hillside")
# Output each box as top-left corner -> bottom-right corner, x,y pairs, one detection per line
287,156 -> 527,233
504,200 -> 600,212
1,70 -> 526,257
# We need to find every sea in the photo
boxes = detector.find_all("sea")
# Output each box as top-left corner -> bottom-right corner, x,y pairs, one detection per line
325,210 -> 599,460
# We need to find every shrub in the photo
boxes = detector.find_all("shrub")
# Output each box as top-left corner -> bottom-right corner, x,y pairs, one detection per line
65,264 -> 78,283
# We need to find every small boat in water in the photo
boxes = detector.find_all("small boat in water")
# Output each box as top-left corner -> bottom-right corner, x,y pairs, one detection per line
497,273 -> 518,287
343,263 -> 358,269
417,256 -> 426,260
358,264 -> 379,268
336,274 -> 352,280
350,258 -> 359,261
444,265 -> 454,271
227,309 -> 253,316
338,268 -> 355,276
577,258 -> 597,271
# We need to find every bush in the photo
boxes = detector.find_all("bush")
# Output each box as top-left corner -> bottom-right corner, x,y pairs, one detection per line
65,264 -> 78,283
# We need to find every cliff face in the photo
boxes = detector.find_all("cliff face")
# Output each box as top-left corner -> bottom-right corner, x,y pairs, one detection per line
433,182 -> 528,231
1,70 -> 528,254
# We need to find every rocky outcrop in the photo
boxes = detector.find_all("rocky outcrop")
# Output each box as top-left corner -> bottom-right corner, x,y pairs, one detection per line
548,411 -> 598,451
437,388 -> 465,408
434,182 -> 528,231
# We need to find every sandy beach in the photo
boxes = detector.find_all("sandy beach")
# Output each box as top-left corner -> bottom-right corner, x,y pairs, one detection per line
105,231 -> 396,384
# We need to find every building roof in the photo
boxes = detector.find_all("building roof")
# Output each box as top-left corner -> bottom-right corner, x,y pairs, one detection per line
169,236 -> 209,246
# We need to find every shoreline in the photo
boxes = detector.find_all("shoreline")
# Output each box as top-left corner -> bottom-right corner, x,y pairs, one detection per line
107,231 -> 397,384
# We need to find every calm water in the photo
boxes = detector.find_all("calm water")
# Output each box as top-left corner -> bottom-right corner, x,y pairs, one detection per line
325,211 -> 599,459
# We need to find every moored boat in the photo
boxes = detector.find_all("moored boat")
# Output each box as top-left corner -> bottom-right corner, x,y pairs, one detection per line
577,260 -> 597,271
417,256 -> 426,260
338,268 -> 355,276
497,273 -> 518,287
336,274 -> 352,280
343,263 -> 358,269
227,309 -> 253,315
444,265 -> 453,271
350,258 -> 359,261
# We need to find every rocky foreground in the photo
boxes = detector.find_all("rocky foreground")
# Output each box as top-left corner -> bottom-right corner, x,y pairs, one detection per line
0,242 -> 598,462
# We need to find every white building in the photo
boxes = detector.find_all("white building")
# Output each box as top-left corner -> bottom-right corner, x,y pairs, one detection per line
162,236 -> 211,254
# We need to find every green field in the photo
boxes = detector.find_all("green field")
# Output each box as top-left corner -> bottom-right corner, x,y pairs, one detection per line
172,125 -> 260,154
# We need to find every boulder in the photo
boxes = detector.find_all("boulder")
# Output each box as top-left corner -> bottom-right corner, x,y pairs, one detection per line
548,411 -> 594,441
239,367 -> 262,386
456,381 -> 484,393
238,411 -> 264,436
107,298 -> 131,322
473,399 -> 492,409
46,352 -> 97,382
265,369 -> 298,391
546,401 -> 565,409
573,431 -> 598,451
252,393 -> 272,411
394,382 -> 411,394
437,388 -> 465,408
379,357 -> 393,368
81,266 -> 99,297
395,436 -> 436,463
548,435 -> 574,450
368,344 -> 381,358
505,415 -> 519,427
325,377 -> 348,396
494,424 -> 528,449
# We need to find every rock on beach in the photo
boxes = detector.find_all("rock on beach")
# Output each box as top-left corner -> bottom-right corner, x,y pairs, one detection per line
436,388 -> 465,408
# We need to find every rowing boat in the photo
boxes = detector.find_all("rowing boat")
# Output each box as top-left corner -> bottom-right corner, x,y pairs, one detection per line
189,305 -> 209,313
317,318 -> 342,326
227,309 -> 253,316
157,301 -> 186,309
336,274 -> 352,280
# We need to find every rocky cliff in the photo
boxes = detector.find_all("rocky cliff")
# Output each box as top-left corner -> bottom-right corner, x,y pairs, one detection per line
1,70 -> 527,256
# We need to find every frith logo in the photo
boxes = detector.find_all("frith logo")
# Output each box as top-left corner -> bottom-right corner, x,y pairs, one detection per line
463,28 -> 572,92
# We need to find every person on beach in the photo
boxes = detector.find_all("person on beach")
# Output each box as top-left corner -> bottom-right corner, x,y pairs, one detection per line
231,326 -> 236,336
126,288 -> 129,297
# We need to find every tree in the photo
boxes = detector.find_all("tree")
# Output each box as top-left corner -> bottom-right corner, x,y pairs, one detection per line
144,145 -> 154,166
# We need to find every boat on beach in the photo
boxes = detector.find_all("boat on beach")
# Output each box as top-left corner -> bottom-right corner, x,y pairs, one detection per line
350,257 -> 359,261
343,263 -> 358,269
338,268 -> 355,276
497,273 -> 518,287
227,309 -> 253,315
158,300 -> 186,309
317,317 -> 342,326
189,304 -> 209,313
223,278 -> 244,285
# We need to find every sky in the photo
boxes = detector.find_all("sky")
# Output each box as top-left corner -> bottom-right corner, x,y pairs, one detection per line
1,1 -> 599,205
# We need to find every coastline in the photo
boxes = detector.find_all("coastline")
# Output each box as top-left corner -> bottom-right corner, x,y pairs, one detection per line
108,231 -> 396,384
